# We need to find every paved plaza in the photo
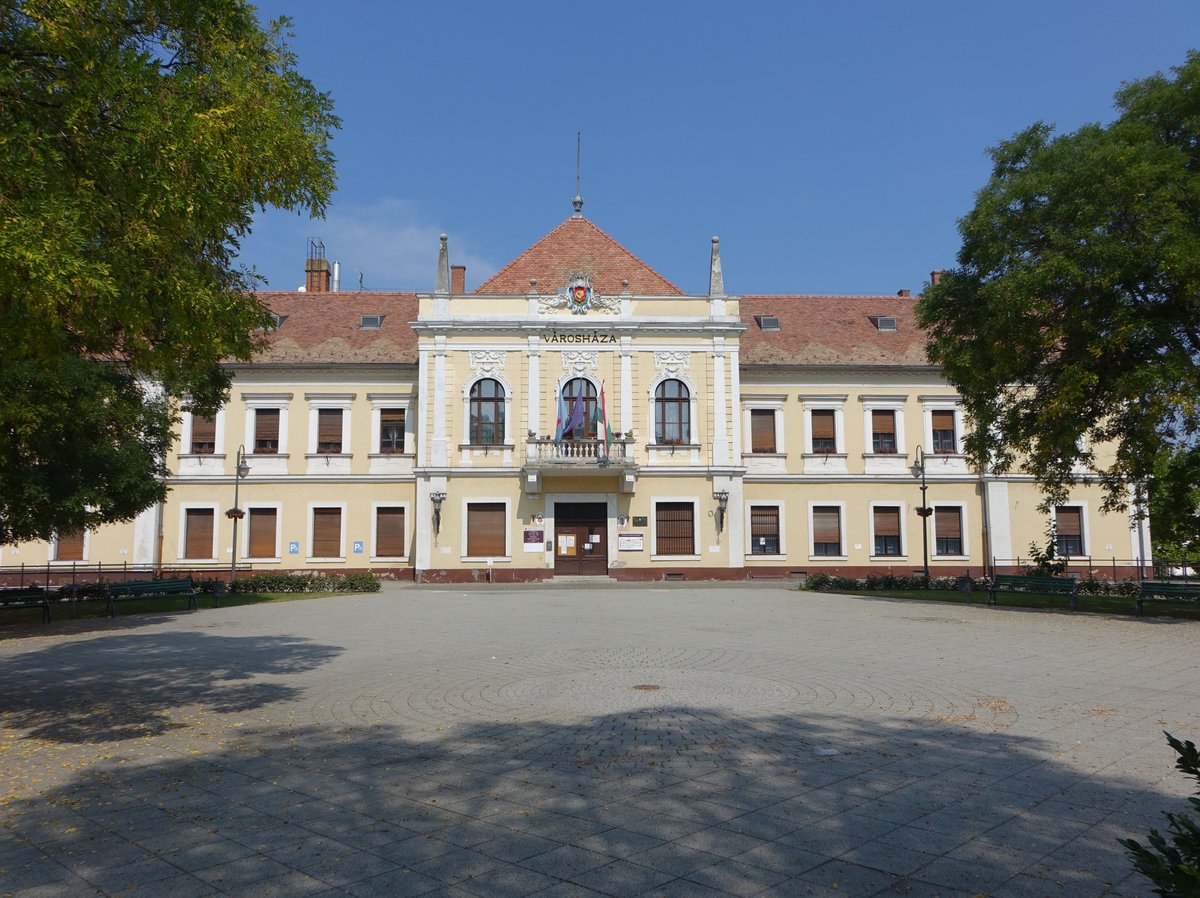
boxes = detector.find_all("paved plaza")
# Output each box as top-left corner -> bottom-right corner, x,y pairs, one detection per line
1,582 -> 1197,897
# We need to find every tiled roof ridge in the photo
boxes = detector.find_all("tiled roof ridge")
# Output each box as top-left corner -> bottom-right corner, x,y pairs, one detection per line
473,216 -> 683,295
742,293 -> 919,301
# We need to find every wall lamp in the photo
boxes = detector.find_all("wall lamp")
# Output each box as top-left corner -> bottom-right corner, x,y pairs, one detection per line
713,490 -> 730,533
430,491 -> 446,536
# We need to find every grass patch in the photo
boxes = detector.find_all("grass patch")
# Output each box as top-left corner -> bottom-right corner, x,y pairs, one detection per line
0,591 -> 348,628
816,587 -> 1200,619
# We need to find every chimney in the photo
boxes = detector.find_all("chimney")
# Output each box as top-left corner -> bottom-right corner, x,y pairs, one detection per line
305,239 -> 330,292
897,289 -> 911,297
930,270 -> 943,286
451,264 -> 466,295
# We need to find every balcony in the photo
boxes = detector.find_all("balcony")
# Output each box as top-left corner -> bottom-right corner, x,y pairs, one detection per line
522,437 -> 639,493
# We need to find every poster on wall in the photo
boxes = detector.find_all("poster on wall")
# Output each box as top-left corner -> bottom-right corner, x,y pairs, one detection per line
618,532 -> 644,551
523,528 -> 545,552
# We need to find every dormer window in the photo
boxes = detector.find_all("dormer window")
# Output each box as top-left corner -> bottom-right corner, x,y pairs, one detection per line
271,314 -> 287,328
869,316 -> 897,332
754,315 -> 781,331
360,315 -> 383,329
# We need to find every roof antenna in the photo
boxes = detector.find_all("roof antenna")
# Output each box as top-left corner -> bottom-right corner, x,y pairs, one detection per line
357,265 -> 365,290
572,131 -> 583,217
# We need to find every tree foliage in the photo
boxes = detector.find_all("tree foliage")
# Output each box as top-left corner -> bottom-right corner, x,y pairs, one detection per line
918,52 -> 1200,514
1121,732 -> 1200,898
0,0 -> 338,543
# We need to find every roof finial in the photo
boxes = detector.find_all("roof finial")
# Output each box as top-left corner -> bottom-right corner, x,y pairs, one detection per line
708,236 -> 724,296
572,131 -> 583,217
435,233 -> 450,294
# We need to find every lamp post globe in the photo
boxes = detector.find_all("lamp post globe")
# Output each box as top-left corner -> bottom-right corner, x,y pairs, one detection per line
911,446 -> 930,586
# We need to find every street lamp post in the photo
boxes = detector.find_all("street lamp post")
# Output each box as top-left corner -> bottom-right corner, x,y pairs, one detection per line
911,445 -> 931,586
228,445 -> 250,589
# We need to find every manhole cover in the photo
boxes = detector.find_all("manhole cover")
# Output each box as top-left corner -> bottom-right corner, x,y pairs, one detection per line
631,684 -> 661,691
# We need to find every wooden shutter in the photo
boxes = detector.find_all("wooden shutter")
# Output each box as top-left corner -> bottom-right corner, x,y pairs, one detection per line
751,506 -> 779,539
317,409 -> 342,453
376,507 -> 405,557
55,530 -> 84,561
935,507 -> 962,539
247,508 -> 277,558
874,506 -> 900,537
190,415 -> 216,454
255,409 -> 279,453
312,508 -> 342,557
931,410 -> 955,432
655,502 -> 695,555
467,503 -> 507,556
750,410 -> 776,453
380,409 -> 405,453
812,507 -> 840,547
184,509 -> 214,559
872,411 -> 895,437
1055,507 -> 1082,537
811,410 -> 835,440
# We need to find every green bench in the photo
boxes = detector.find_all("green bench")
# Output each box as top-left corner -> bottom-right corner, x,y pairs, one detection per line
988,574 -> 1079,609
1136,580 -> 1200,616
0,587 -> 52,623
106,578 -> 197,617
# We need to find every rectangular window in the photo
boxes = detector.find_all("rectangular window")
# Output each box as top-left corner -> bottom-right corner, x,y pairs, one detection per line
317,409 -> 343,454
931,410 -> 956,454
811,410 -> 836,453
379,409 -> 405,454
190,415 -> 216,455
750,409 -> 776,453
935,507 -> 963,556
655,502 -> 695,555
871,410 -> 896,454
247,508 -> 277,558
312,507 -> 342,557
376,507 -> 406,557
812,506 -> 841,556
1055,506 -> 1084,557
872,506 -> 901,556
54,531 -> 85,562
750,506 -> 780,555
254,409 -> 280,454
467,503 -> 507,557
183,509 -> 214,559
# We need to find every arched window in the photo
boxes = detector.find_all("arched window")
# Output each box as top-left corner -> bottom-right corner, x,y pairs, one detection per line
468,378 -> 505,445
655,379 -> 690,445
559,378 -> 597,440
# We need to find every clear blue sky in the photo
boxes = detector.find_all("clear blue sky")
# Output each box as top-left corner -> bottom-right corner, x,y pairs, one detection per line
239,1 -> 1200,297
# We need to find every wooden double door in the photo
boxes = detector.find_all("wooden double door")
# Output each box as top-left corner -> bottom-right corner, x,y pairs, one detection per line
554,502 -> 608,576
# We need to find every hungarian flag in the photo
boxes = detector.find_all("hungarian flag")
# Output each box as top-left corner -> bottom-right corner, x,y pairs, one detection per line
592,381 -> 614,456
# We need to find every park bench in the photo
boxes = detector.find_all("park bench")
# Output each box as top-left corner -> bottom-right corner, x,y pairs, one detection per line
0,587 -> 52,623
988,574 -> 1078,610
105,578 -> 197,617
1135,580 -> 1200,617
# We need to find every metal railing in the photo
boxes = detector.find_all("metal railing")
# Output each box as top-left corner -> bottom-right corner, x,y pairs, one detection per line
991,557 -> 1153,581
0,562 -> 260,590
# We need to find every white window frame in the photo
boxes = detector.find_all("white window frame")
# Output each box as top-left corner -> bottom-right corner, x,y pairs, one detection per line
745,501 -> 785,560
931,501 -> 970,560
305,393 -> 355,456
461,497 -> 512,562
808,501 -> 847,561
49,529 -> 90,565
741,395 -> 788,455
650,496 -> 701,561
920,396 -> 964,455
799,395 -> 848,456
859,395 -> 907,457
368,393 -> 414,457
868,501 -> 907,560
178,502 -> 220,562
307,502 -> 348,562
462,374 -> 513,446
241,393 -> 293,457
242,502 -> 283,562
647,375 -> 699,446
1051,502 -> 1090,559
371,502 -> 410,561
182,407 -> 226,457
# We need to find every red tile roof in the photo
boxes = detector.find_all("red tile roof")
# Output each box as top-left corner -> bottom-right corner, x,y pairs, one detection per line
474,216 -> 683,296
739,295 -> 932,367
249,292 -> 419,364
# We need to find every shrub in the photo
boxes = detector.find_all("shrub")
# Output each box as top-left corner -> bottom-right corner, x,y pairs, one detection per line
230,572 -> 381,594
1122,732 -> 1200,897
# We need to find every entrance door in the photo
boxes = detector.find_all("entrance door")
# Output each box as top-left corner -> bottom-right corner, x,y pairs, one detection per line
554,502 -> 608,575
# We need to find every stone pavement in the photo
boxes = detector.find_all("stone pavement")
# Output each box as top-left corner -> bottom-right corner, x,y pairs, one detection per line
1,582 -> 1198,898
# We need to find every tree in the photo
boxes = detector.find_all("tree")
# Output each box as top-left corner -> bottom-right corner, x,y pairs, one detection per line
918,52 -> 1200,516
0,0 -> 338,543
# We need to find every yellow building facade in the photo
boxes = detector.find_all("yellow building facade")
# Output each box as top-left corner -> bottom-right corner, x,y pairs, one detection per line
5,208 -> 1151,584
